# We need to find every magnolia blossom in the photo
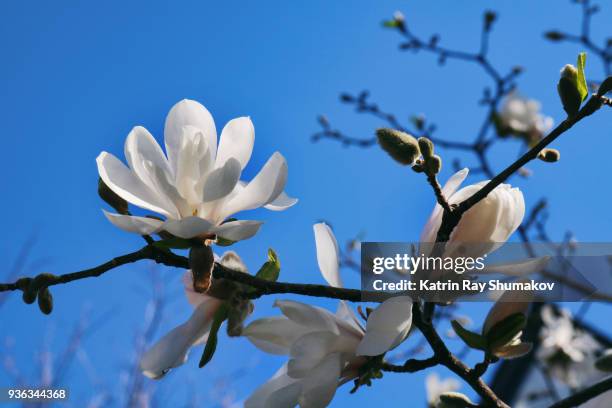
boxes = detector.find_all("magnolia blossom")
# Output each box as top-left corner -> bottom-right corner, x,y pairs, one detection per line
499,91 -> 553,142
243,223 -> 413,407
482,290 -> 531,359
537,305 -> 599,387
420,168 -> 525,259
140,251 -> 248,379
425,373 -> 461,407
97,99 -> 296,240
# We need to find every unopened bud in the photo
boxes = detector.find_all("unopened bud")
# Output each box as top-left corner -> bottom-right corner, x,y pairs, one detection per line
426,155 -> 442,175
189,245 -> 215,293
226,298 -> 254,337
595,349 -> 612,372
538,148 -> 560,163
15,277 -> 32,291
438,392 -> 475,408
376,128 -> 420,165
22,286 -> 37,304
558,64 -> 582,116
98,178 -> 128,214
37,287 -> 53,315
544,31 -> 566,41
418,137 -> 435,158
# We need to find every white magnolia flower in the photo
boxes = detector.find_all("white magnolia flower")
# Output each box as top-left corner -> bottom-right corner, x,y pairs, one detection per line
537,305 -> 600,387
420,168 -> 525,259
425,373 -> 461,407
482,290 -> 531,359
242,223 -> 413,407
140,251 -> 248,379
97,99 -> 297,240
499,91 -> 553,141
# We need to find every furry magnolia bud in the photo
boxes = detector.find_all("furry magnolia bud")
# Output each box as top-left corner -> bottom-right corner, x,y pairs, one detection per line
37,287 -> 53,315
376,128 -> 420,165
426,155 -> 442,175
98,178 -> 128,214
189,245 -> 215,293
538,148 -> 560,163
558,64 -> 582,116
418,137 -> 435,158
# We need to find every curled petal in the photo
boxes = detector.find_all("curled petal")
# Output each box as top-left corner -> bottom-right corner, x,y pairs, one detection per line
313,223 -> 342,288
102,210 -> 163,235
264,191 -> 298,211
357,296 -> 413,356
216,117 -> 255,170
139,300 -> 220,379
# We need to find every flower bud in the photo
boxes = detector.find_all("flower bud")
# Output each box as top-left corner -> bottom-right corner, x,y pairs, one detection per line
438,392 -> 475,408
376,128 -> 420,165
544,31 -> 566,41
538,148 -> 560,163
98,178 -> 128,214
426,155 -> 442,175
37,287 -> 53,315
595,349 -> 612,372
418,137 -> 435,158
22,286 -> 37,304
558,64 -> 582,116
189,245 -> 214,293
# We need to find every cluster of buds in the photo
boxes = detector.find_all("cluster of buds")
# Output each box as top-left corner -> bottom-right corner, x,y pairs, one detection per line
16,273 -> 56,315
375,128 -> 442,176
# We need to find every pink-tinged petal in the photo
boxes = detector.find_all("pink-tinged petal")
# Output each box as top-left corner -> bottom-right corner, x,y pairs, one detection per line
215,117 -> 255,170
356,296 -> 413,356
139,300 -> 218,379
211,220 -> 263,242
264,190 -> 298,211
102,210 -> 163,235
96,152 -> 178,218
313,223 -> 342,288
335,301 -> 365,336
245,364 -> 301,408
274,300 -> 339,335
162,216 -> 214,239
164,99 -> 217,175
182,270 -> 209,308
244,316 -> 309,355
221,152 -> 288,218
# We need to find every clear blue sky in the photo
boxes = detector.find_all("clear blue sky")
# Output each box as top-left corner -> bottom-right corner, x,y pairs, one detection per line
1,0 -> 610,406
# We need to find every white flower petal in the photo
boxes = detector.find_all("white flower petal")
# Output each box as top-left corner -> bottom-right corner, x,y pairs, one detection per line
264,190 -> 299,211
298,352 -> 342,408
96,152 -> 178,218
245,364 -> 301,408
162,216 -> 214,239
287,331 -> 338,378
201,158 -> 241,202
357,296 -> 413,356
313,223 -> 342,288
164,99 -> 217,175
139,301 -> 218,379
222,152 -> 288,218
124,126 -> 172,192
182,270 -> 209,308
175,125 -> 212,204
244,316 -> 309,355
274,300 -> 339,335
211,220 -> 263,242
335,301 -> 365,336
102,210 -> 163,235
215,117 -> 255,170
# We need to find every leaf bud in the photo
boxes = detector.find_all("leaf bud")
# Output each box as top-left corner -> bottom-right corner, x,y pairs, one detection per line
37,287 -> 53,315
537,148 -> 560,163
418,137 -> 435,158
376,128 -> 420,165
